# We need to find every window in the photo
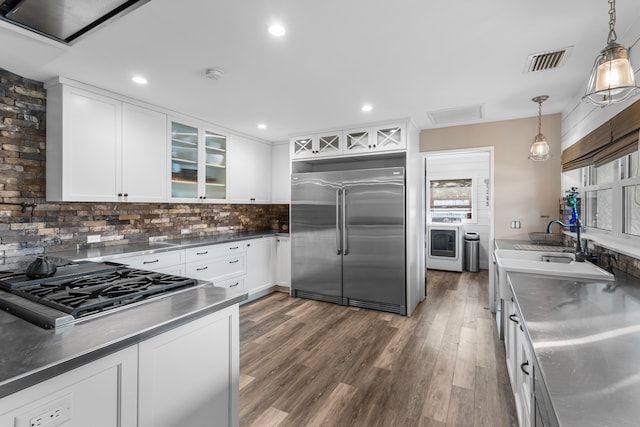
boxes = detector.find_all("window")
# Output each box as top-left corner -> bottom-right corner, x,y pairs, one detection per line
571,151 -> 640,241
429,178 -> 473,223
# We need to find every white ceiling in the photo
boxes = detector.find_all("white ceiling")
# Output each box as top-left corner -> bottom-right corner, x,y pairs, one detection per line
1,0 -> 640,143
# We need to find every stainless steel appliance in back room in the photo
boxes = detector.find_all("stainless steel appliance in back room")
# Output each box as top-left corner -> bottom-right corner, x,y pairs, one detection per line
291,167 -> 406,315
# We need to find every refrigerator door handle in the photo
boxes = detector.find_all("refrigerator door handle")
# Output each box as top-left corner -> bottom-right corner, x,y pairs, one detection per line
336,189 -> 342,255
342,188 -> 348,256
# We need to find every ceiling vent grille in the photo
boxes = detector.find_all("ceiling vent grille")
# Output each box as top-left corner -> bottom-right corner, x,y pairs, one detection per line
525,47 -> 572,72
426,104 -> 484,126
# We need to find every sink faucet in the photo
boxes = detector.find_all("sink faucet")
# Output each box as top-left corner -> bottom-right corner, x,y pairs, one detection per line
546,217 -> 588,262
546,187 -> 589,261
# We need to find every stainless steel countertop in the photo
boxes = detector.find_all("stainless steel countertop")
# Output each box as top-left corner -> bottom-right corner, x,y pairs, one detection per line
0,232 -> 287,398
0,283 -> 247,398
47,230 -> 287,262
508,271 -> 640,427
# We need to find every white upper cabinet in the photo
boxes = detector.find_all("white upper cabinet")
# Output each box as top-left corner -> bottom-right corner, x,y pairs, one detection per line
271,143 -> 290,204
344,123 -> 406,154
291,132 -> 343,160
227,136 -> 271,203
46,81 -> 167,202
122,103 -> 167,202
169,120 -> 228,202
291,122 -> 407,161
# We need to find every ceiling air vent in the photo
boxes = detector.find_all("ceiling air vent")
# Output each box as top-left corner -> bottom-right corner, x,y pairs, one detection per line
427,104 -> 484,126
525,47 -> 572,73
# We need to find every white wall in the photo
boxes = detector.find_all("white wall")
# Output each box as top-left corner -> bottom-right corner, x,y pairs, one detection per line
426,151 -> 491,269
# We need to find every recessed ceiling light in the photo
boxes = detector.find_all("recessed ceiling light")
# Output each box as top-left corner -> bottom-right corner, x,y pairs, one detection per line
258,123 -> 267,129
131,75 -> 147,85
268,24 -> 286,37
361,104 -> 373,112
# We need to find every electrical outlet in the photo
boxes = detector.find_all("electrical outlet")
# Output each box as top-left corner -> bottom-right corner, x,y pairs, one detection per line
86,235 -> 101,243
15,394 -> 73,427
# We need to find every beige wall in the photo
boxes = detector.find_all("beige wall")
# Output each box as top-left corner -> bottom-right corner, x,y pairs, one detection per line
420,114 -> 562,240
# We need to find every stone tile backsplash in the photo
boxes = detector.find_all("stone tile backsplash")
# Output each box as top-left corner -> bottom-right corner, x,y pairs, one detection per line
0,68 -> 288,258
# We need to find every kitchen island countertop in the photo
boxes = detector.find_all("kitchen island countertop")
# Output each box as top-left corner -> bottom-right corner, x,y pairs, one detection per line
0,282 -> 247,399
508,270 -> 640,426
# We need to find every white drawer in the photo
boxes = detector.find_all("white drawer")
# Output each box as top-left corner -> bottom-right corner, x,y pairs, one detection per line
185,242 -> 246,263
116,250 -> 184,271
185,253 -> 246,281
214,276 -> 245,291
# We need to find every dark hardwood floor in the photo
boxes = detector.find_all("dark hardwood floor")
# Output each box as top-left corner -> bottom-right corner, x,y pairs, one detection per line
239,270 -> 517,427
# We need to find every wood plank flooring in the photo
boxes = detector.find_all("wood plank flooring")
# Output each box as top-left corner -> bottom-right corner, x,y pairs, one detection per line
239,270 -> 517,427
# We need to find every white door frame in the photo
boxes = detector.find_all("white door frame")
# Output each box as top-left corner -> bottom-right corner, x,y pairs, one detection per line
421,146 -> 495,310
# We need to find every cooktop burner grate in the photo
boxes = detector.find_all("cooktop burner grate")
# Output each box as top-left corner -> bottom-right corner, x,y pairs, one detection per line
13,269 -> 199,319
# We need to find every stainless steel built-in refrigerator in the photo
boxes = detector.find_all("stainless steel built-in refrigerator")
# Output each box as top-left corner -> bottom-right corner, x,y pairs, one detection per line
291,167 -> 406,315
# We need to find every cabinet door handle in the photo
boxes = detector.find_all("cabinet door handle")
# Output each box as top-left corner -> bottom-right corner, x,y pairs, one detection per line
143,259 -> 159,264
229,246 -> 239,250
196,266 -> 208,271
520,361 -> 530,376
508,314 -> 519,324
117,193 -> 123,197
124,193 -> 128,197
229,259 -> 239,264
230,282 -> 239,288
196,251 -> 208,255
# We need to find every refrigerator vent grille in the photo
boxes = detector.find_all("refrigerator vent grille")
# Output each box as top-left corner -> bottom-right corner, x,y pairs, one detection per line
294,290 -> 344,305
348,299 -> 406,315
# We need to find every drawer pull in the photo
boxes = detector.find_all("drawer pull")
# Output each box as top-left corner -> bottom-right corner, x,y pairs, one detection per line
229,246 -> 239,250
143,259 -> 160,264
229,260 -> 240,264
508,314 -> 519,324
520,361 -> 530,376
230,282 -> 239,288
196,266 -> 208,271
196,251 -> 208,255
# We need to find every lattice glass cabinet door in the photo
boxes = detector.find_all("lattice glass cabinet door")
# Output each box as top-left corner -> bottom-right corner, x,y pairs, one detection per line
376,126 -> 403,149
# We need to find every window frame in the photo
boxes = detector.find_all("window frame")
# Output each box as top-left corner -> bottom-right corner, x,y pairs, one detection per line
577,152 -> 640,245
427,175 -> 477,224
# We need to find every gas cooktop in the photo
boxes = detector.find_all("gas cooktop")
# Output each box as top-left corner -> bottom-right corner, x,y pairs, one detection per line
0,260 -> 199,329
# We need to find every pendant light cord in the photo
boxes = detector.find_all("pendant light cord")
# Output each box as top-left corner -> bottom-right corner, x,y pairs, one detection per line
607,0 -> 617,44
538,101 -> 542,134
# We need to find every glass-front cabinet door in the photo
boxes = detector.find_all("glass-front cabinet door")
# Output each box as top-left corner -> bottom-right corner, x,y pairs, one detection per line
171,122 -> 199,199
170,121 -> 227,201
204,131 -> 227,199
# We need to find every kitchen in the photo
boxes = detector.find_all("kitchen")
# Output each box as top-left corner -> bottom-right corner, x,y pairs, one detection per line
1,0 -> 640,426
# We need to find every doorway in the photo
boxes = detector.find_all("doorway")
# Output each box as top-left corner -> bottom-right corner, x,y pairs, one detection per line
422,148 -> 495,308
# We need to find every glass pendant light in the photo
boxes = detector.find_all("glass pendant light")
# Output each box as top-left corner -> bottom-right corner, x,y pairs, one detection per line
529,95 -> 551,161
583,0 -> 639,106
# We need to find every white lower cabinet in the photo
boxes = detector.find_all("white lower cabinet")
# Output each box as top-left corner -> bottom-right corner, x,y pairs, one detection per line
504,288 -> 533,427
516,328 -> 534,427
245,237 -> 275,296
275,236 -> 291,288
0,305 -> 240,427
185,253 -> 246,282
0,346 -> 138,427
138,305 -> 239,427
114,250 -> 185,272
